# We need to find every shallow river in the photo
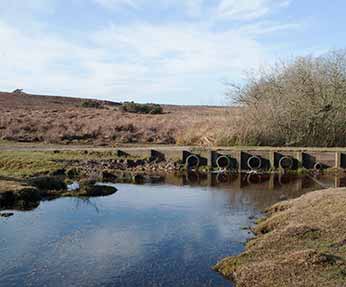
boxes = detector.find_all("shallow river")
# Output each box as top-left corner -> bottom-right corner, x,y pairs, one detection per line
0,173 -> 343,287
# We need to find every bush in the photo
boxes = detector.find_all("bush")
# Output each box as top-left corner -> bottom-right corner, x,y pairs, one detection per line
226,49 -> 346,147
121,102 -> 163,114
80,101 -> 102,109
12,89 -> 24,94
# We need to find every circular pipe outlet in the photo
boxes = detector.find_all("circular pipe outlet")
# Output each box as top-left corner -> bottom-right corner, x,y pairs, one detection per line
216,155 -> 231,169
247,155 -> 262,170
186,154 -> 200,169
314,162 -> 323,170
279,156 -> 294,170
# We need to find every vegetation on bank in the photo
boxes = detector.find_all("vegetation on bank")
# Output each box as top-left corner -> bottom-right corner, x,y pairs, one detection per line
0,150 -> 120,177
80,100 -> 103,109
226,49 -> 346,147
214,188 -> 346,287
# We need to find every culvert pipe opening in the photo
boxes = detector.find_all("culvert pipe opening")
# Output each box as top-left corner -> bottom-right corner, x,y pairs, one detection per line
186,154 -> 200,169
247,156 -> 262,170
279,156 -> 294,170
216,155 -> 231,169
314,162 -> 323,170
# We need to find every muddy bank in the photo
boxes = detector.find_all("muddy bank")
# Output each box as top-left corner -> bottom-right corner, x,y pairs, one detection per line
0,177 -> 117,212
214,188 -> 346,287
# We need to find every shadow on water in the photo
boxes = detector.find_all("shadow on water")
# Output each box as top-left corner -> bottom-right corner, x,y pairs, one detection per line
1,172 -> 345,287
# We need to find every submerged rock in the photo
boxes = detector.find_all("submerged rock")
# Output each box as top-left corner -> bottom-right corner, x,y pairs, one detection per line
81,184 -> 117,197
0,212 -> 14,218
70,179 -> 118,197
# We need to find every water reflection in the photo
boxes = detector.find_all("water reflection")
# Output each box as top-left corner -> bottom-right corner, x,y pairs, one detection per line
1,173 -> 345,287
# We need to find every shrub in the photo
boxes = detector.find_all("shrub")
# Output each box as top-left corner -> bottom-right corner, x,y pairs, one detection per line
226,49 -> 346,147
121,102 -> 163,114
12,89 -> 24,94
80,101 -> 102,109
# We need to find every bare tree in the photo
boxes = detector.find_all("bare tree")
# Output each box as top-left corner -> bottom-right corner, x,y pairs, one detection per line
226,49 -> 346,147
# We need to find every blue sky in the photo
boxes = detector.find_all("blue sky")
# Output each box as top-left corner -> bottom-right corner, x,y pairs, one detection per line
0,0 -> 345,105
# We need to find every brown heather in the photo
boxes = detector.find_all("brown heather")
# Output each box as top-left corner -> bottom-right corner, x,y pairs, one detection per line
0,92 -> 240,146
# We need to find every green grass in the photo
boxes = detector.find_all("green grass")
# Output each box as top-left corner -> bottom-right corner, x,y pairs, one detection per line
0,150 -> 120,177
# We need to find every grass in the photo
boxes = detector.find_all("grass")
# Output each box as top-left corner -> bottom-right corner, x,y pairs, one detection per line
0,180 -> 30,193
214,188 -> 346,287
0,150 -> 120,177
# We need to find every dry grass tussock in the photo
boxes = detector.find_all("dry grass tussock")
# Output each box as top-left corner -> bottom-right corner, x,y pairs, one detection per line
0,92 -> 240,146
214,188 -> 346,287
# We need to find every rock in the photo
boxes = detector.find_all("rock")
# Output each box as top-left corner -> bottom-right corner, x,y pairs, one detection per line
126,159 -> 136,168
49,169 -> 66,176
82,185 -> 117,197
0,212 -> 14,218
76,179 -> 117,197
28,176 -> 67,191
102,171 -> 118,183
135,159 -> 145,166
16,187 -> 41,202
133,174 -> 145,184
148,176 -> 165,184
0,191 -> 15,206
0,180 -> 41,211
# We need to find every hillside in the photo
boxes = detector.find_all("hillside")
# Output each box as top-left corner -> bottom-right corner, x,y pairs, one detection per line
0,92 -> 237,146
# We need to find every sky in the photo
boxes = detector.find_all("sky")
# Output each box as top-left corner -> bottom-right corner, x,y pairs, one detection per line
0,0 -> 345,105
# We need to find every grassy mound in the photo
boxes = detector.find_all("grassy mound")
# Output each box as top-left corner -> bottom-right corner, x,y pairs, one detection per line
214,188 -> 346,287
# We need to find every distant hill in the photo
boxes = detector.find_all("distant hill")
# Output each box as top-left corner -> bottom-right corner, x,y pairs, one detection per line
0,91 -> 238,146
0,91 -> 121,110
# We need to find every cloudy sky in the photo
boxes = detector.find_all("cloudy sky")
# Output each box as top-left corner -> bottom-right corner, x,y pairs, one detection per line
0,0 -> 344,105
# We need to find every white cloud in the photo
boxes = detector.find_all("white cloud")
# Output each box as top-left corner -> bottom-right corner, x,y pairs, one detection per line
0,16 -> 300,104
0,0 -> 298,104
93,0 -> 205,18
217,0 -> 292,21
0,0 -> 57,15
93,0 -> 139,10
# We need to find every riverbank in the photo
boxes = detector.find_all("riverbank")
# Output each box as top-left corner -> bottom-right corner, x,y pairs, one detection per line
214,188 -> 346,287
0,150 -> 183,178
0,177 -> 117,212
0,148 -> 343,212
0,149 -> 178,211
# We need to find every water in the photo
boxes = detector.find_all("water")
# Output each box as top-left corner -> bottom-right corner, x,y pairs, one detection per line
0,173 -> 342,287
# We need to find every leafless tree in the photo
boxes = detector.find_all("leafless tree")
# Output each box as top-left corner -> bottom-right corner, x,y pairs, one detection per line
226,49 -> 346,147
